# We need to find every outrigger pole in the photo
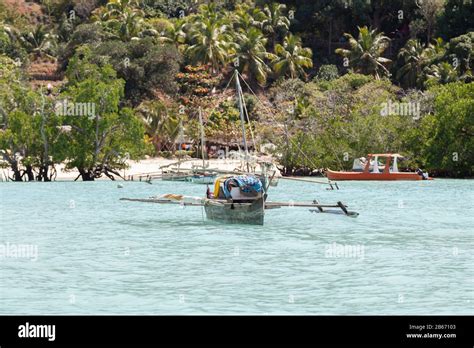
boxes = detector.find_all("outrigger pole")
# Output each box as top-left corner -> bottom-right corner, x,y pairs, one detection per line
119,197 -> 358,217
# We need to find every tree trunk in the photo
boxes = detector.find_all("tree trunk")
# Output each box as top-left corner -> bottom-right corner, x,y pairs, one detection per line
427,24 -> 432,45
37,165 -> 51,182
372,1 -> 382,31
25,165 -> 35,181
152,134 -> 162,154
39,89 -> 51,182
11,161 -> 23,181
328,19 -> 332,56
78,168 -> 95,181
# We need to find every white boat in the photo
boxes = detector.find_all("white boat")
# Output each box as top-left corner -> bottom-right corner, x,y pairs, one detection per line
188,173 -> 217,184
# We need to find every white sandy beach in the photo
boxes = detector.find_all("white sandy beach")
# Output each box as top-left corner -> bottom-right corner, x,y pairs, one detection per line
0,157 -> 263,181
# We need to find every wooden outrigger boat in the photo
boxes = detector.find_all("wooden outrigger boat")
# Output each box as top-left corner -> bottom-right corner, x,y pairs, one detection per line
204,194 -> 266,225
120,173 -> 357,225
161,170 -> 191,181
121,71 -> 357,225
121,195 -> 357,226
326,153 -> 432,181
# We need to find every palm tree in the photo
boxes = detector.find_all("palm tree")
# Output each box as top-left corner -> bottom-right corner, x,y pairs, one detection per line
396,39 -> 427,88
20,25 -> 57,59
234,27 -> 273,86
162,18 -> 190,51
335,26 -> 392,79
261,2 -> 290,49
397,38 -> 446,88
231,3 -> 266,32
272,34 -> 313,79
96,0 -> 144,41
186,16 -> 232,74
424,62 -> 459,85
101,0 -> 141,20
136,100 -> 180,153
1,23 -> 20,43
193,3 -> 220,23
118,8 -> 144,41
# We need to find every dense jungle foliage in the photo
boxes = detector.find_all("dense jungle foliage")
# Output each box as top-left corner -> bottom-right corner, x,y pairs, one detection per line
0,0 -> 472,180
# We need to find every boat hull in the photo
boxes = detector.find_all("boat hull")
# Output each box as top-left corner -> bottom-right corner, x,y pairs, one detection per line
204,198 -> 265,225
326,169 -> 429,181
189,175 -> 217,185
161,173 -> 190,181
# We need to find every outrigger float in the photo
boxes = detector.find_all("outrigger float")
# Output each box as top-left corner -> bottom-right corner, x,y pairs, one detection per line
326,153 -> 432,181
121,71 -> 357,225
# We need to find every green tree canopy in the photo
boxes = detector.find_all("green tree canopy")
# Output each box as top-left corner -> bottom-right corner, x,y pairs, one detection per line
61,47 -> 146,180
420,82 -> 474,177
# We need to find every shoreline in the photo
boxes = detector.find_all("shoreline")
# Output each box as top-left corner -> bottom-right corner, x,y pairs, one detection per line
0,158 -> 264,182
0,158 -> 471,182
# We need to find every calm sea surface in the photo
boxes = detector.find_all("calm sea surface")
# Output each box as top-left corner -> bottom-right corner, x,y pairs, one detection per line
0,179 -> 473,314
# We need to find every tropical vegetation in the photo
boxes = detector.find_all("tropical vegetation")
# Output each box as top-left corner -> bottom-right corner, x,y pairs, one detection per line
0,0 -> 472,180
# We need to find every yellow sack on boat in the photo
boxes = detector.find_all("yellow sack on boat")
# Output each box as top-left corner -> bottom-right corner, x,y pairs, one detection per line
214,179 -> 221,197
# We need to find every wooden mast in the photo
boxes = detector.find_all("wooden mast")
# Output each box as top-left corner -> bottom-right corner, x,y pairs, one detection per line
177,119 -> 184,170
198,107 -> 206,168
235,70 -> 250,173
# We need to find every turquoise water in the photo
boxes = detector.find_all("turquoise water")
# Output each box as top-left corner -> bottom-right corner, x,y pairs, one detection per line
0,179 -> 473,314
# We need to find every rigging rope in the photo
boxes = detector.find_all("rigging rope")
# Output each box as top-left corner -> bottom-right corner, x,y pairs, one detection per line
194,69 -> 336,187
236,71 -> 257,153
236,72 -> 334,186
